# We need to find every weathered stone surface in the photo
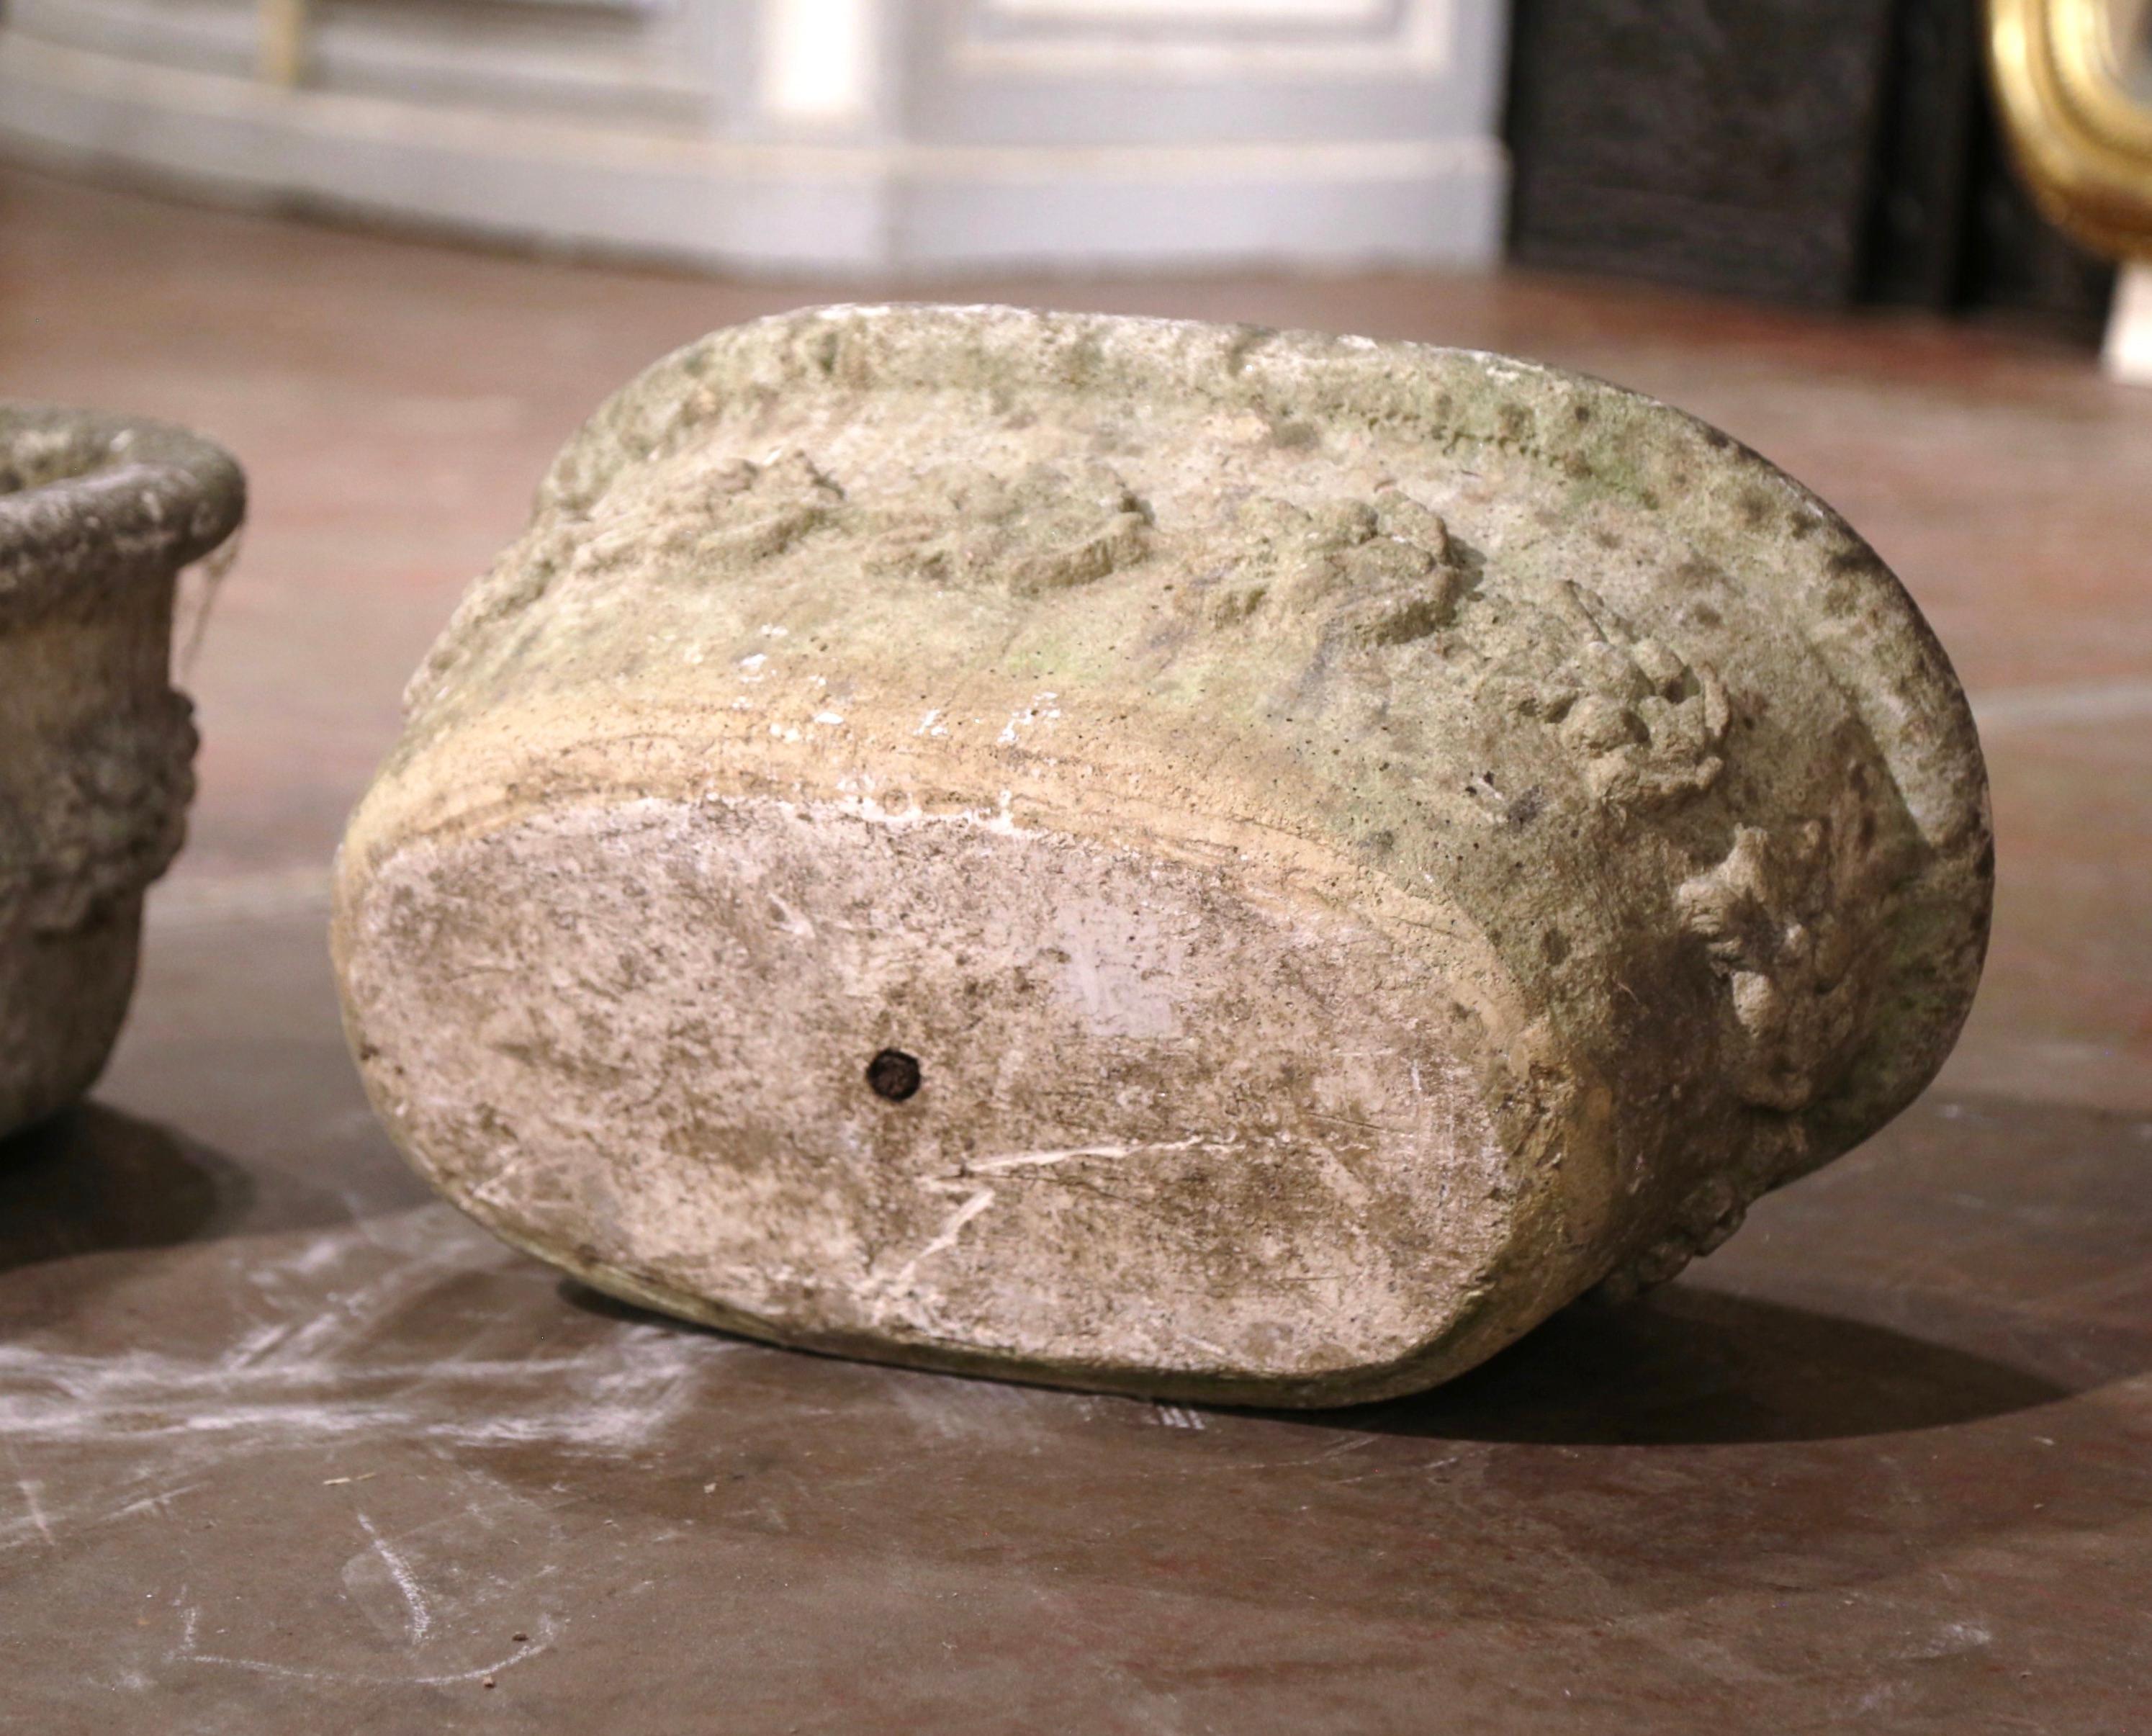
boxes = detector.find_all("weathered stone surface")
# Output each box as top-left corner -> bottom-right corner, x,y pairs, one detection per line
333,306 -> 1991,1406
0,404 -> 242,1138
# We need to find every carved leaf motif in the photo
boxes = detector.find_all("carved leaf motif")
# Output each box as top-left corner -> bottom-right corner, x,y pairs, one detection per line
1,691 -> 198,935
1675,807 -> 1878,1113
1192,487 -> 1465,643
580,448 -> 846,579
873,462 -> 1153,597
1482,582 -> 1730,808
405,449 -> 849,712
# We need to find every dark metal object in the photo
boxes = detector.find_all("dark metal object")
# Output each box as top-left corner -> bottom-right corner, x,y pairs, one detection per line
1866,0 -> 1986,306
1966,94 -> 2125,343
1505,0 -> 1902,305
1505,0 -> 2116,336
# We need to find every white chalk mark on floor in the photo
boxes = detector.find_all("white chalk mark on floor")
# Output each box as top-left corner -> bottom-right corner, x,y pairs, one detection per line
17,1478 -> 55,1548
355,1511 -> 433,1645
0,1211 -> 716,1460
174,1606 -> 560,1686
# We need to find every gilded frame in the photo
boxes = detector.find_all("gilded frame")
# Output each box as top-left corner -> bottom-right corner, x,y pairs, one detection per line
1990,0 -> 2152,256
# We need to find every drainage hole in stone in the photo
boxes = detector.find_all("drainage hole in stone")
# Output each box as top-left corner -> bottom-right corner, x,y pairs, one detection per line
866,1048 -> 922,1102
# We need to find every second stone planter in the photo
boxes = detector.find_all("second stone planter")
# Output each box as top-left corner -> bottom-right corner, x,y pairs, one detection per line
334,306 -> 1990,1406
0,404 -> 242,1140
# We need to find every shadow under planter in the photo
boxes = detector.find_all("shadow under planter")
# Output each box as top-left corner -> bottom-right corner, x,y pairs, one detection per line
1325,1282 -> 2069,1447
0,1101 -> 249,1278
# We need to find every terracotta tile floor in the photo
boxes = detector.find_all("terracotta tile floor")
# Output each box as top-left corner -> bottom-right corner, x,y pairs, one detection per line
2,165 -> 2149,1731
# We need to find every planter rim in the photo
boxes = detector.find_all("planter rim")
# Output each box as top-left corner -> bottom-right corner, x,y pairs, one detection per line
0,402 -> 246,626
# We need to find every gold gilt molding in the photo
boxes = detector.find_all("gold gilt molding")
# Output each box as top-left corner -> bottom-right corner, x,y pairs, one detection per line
258,0 -> 309,88
1989,0 -> 2152,256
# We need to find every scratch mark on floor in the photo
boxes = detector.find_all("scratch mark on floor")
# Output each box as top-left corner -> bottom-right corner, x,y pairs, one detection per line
109,1482 -> 205,1522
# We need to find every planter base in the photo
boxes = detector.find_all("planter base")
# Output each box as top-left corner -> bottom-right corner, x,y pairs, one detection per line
341,788 -> 1521,1406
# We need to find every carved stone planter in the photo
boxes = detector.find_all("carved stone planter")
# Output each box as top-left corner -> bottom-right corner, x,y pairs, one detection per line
0,405 -> 242,1139
334,307 -> 1990,1406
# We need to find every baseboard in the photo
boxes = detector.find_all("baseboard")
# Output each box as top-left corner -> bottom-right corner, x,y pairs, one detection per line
0,32 -> 1507,276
